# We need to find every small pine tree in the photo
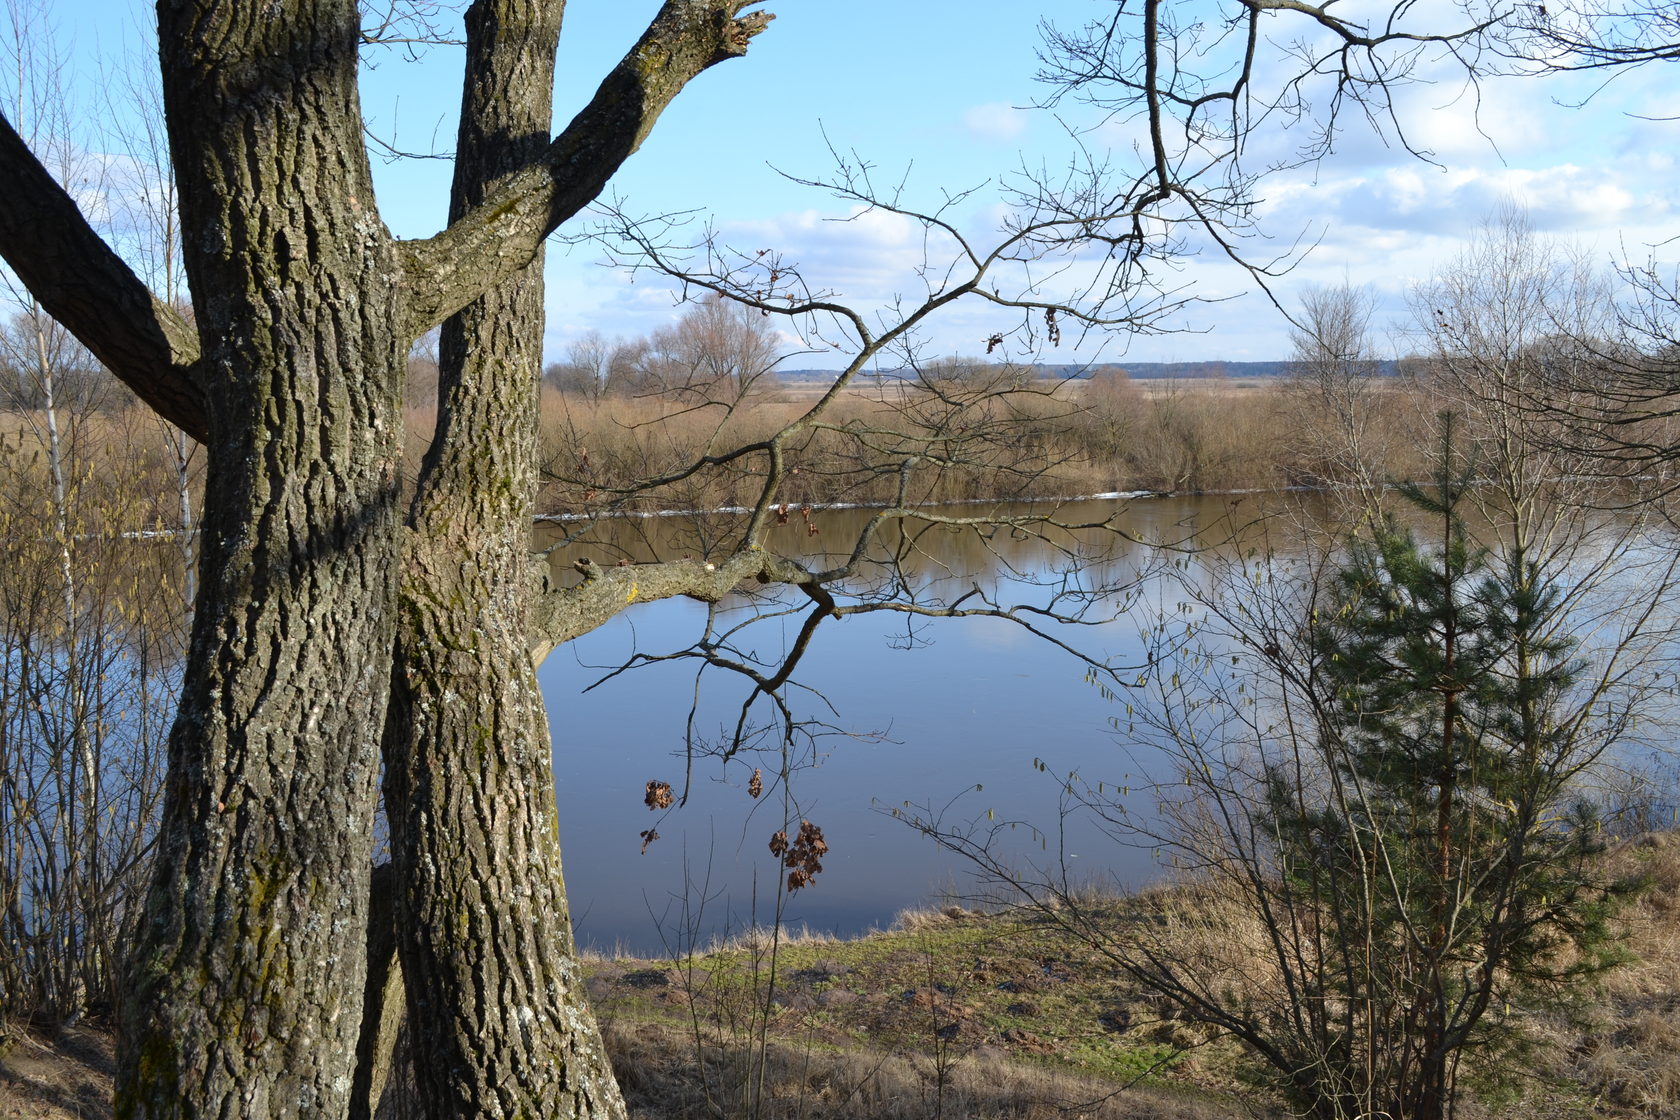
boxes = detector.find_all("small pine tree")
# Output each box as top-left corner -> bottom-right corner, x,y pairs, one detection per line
1265,420 -> 1636,1120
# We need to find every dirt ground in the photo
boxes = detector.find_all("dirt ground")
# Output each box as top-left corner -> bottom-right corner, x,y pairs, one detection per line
0,1026 -> 113,1119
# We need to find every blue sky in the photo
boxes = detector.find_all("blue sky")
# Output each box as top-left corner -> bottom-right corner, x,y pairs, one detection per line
21,0 -> 1680,368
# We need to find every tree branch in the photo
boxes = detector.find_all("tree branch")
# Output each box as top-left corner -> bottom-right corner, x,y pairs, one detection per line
527,545 -> 825,662
0,109 -> 207,441
399,0 -> 774,335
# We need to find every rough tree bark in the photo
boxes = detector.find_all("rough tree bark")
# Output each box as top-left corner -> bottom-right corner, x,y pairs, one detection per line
0,2 -> 774,1117
115,2 -> 408,1113
380,0 -> 624,1114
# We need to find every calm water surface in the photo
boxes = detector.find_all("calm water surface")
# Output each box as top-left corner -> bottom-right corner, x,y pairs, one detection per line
539,495 -> 1271,954
542,493 -> 1680,953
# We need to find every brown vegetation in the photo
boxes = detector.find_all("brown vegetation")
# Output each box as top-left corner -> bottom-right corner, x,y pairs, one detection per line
8,830 -> 1680,1120
1536,831 -> 1680,1116
443,371 -> 1442,523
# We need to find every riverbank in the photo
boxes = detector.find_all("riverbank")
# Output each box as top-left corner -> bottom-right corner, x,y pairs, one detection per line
586,830 -> 1680,1119
9,830 -> 1678,1119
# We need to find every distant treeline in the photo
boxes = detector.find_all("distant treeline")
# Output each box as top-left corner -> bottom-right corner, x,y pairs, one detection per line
482,372 -> 1433,520
776,358 -> 1404,383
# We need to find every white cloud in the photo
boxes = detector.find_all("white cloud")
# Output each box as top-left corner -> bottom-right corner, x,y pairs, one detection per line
542,52 -> 1680,368
716,204 -> 971,306
1257,158 -> 1677,246
963,102 -> 1030,142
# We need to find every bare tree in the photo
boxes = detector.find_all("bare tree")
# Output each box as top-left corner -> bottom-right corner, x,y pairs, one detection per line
1412,207 -> 1620,491
1135,460 -> 1669,1120
2,1 -> 783,1115
1074,365 -> 1145,476
0,426 -> 185,1034
528,158 -> 1203,760
0,9 -> 189,1039
544,330 -> 623,399
1512,0 -> 1680,70
1031,0 -> 1680,486
0,308 -> 122,415
1035,0 -> 1510,302
403,328 -> 441,411
906,421 -> 1679,1119
0,1 -> 1180,1115
636,293 -> 784,404
1450,240 -> 1680,502
900,204 -> 1680,1119
1282,282 -> 1395,505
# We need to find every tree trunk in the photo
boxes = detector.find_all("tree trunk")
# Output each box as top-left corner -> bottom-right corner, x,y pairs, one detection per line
381,1 -> 626,1115
0,3 -> 775,1115
350,865 -> 408,1120
115,1 -> 405,1114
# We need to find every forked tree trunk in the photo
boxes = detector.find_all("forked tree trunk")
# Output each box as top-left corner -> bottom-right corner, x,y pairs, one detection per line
115,1 -> 406,1116
0,3 -> 774,1116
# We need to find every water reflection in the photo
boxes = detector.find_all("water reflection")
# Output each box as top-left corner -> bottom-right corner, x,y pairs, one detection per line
539,495 -> 1258,955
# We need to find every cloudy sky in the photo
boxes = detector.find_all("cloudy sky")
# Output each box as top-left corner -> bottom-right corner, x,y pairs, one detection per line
20,0 -> 1680,369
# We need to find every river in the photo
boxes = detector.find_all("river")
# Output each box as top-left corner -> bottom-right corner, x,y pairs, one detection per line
538,494 -> 1299,955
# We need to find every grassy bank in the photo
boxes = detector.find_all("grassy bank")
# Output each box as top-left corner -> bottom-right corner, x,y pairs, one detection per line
586,902 -> 1256,1120
13,832 -> 1677,1119
586,831 -> 1680,1119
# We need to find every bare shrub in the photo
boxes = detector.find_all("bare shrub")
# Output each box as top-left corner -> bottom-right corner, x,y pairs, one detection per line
0,411 -> 189,1032
1115,379 -> 1290,493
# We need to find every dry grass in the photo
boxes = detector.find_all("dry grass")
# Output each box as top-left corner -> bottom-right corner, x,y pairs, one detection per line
583,899 -> 1270,1120
1523,831 -> 1680,1118
530,377 -> 1307,519
540,385 -> 1100,514
0,1027 -> 114,1120
524,374 -> 1455,523
584,829 -> 1680,1120
602,1016 -> 1247,1120
7,834 -> 1678,1118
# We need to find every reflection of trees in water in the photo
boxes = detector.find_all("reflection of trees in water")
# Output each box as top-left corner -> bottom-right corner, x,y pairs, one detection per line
536,499 -> 1190,819
534,496 -> 1292,831
534,496 -> 1272,596
0,433 -> 190,1028
542,481 -> 1680,968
